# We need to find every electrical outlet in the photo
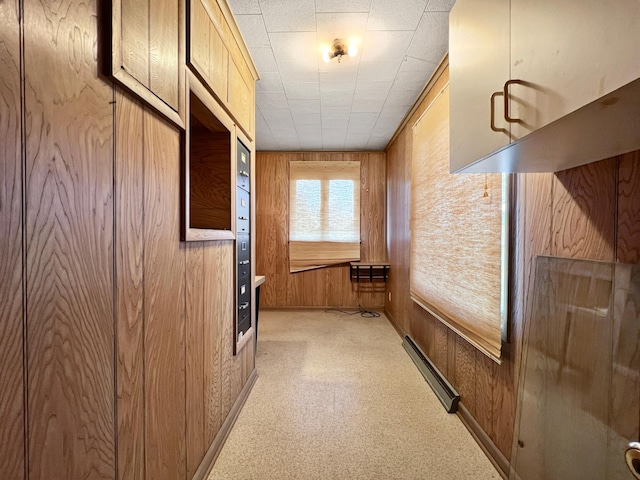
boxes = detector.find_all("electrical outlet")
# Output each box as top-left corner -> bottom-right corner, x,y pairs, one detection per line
388,291 -> 392,302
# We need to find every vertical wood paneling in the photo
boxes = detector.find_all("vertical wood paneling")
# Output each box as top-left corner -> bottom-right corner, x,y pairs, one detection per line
255,151 -> 386,308
218,241 -> 236,420
0,0 -> 24,477
617,151 -> 640,263
115,88 -> 145,480
143,111 -> 186,480
204,243 -> 225,444
186,243 -> 205,478
552,158 -> 616,261
475,354 -> 497,442
453,337 -> 477,417
24,0 -> 115,476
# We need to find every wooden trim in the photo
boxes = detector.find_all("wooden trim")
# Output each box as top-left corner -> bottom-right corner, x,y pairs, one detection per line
457,402 -> 509,479
217,0 -> 259,80
109,0 -> 186,129
191,368 -> 258,480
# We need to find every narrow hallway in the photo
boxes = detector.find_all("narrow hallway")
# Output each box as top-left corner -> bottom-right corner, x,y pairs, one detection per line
209,310 -> 500,479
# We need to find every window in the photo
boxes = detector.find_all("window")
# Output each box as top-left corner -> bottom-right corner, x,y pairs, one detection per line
289,161 -> 361,273
410,85 -> 509,362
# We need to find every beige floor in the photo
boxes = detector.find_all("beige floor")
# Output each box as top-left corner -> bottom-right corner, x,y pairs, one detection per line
208,309 -> 501,480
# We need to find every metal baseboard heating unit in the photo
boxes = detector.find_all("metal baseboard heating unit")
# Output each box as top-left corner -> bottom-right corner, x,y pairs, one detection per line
402,335 -> 460,413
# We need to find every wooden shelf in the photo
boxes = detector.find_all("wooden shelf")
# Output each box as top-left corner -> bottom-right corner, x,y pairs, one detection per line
350,262 -> 390,283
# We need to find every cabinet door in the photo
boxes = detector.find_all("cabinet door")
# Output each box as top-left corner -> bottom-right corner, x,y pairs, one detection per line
510,0 -> 640,139
449,0 -> 511,172
111,0 -> 185,127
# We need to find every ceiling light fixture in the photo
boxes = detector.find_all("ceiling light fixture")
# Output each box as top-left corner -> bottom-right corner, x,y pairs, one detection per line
322,38 -> 358,63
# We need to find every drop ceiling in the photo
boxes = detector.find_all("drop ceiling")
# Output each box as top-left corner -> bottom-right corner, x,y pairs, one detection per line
227,0 -> 455,151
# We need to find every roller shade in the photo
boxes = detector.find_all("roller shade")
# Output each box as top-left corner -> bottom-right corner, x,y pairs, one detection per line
410,85 -> 508,362
289,161 -> 361,273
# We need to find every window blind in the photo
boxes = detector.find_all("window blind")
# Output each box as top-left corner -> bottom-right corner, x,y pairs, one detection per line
410,85 -> 508,362
289,161 -> 361,273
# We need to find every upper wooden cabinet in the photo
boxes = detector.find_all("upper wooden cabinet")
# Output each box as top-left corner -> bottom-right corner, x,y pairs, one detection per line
188,0 -> 258,140
110,0 -> 186,127
449,0 -> 510,173
450,0 -> 640,173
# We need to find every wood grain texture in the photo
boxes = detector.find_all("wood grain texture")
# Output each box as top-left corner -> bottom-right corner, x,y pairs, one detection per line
204,242 -> 226,444
186,242 -> 205,478
217,241 -> 236,421
617,151 -> 640,263
143,110 -> 186,480
115,88 -> 145,480
552,158 -> 616,261
386,55 -> 640,470
0,1 -> 25,477
149,0 -> 180,109
189,129 -> 231,230
255,151 -> 386,308
228,59 -> 252,136
190,0 -> 211,83
121,0 -> 150,85
24,0 -> 115,477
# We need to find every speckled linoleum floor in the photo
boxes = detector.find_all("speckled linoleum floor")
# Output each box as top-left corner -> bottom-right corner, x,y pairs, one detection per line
208,309 -> 501,480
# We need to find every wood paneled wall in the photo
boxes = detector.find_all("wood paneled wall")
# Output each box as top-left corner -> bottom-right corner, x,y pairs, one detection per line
385,62 -> 640,469
0,2 -> 255,478
255,151 -> 386,308
0,0 -> 24,478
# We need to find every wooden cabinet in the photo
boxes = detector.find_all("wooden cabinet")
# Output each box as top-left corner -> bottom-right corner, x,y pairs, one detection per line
110,0 -> 185,127
449,0 -> 510,173
189,0 -> 257,140
510,0 -> 640,139
449,0 -> 640,173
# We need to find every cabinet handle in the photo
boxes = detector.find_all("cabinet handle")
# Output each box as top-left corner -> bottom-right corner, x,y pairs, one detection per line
239,302 -> 249,310
239,260 -> 249,265
490,91 -> 507,133
239,170 -> 249,177
238,216 -> 248,220
503,79 -> 523,123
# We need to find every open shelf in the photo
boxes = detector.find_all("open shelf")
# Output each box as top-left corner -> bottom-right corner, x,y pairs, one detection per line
350,261 -> 390,283
182,76 -> 236,241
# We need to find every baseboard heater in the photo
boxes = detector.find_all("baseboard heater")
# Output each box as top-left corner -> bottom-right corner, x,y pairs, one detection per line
402,335 -> 460,413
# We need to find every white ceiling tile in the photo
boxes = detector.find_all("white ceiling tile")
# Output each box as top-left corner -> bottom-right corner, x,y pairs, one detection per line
227,0 -> 261,15
284,82 -> 320,100
322,116 -> 349,130
322,106 -> 351,120
360,30 -> 414,62
406,12 -> 449,64
256,91 -> 289,108
398,55 -> 438,74
315,0 -> 371,13
278,61 -> 319,83
294,124 -> 322,140
268,32 -> 318,67
256,71 -> 284,92
319,70 -> 358,86
289,98 -> 321,114
234,15 -> 270,47
260,0 -> 316,32
251,47 -> 279,73
347,112 -> 379,134
316,13 -> 368,42
366,135 -> 388,149
425,0 -> 456,12
320,90 -> 354,108
367,0 -> 428,31
356,59 -> 403,83
259,105 -> 293,123
234,0 -> 445,151
344,133 -> 372,148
